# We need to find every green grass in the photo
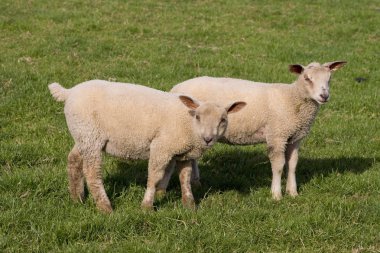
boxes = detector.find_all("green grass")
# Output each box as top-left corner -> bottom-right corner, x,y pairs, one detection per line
1,0 -> 379,252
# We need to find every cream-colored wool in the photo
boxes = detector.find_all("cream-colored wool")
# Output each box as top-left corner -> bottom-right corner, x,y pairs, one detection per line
49,80 -> 246,212
171,61 -> 346,200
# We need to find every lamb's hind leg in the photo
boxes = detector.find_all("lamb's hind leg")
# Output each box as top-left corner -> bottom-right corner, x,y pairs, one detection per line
285,141 -> 300,197
82,153 -> 112,213
190,159 -> 201,187
67,145 -> 84,203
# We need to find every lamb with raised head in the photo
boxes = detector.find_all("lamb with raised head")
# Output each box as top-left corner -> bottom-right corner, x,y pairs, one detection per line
49,80 -> 246,213
170,61 -> 346,200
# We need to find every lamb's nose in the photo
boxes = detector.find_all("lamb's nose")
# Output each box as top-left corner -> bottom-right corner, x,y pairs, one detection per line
320,94 -> 329,101
204,137 -> 213,145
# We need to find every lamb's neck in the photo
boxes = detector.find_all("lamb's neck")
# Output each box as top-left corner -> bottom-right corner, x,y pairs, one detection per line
290,81 -> 320,121
281,81 -> 320,143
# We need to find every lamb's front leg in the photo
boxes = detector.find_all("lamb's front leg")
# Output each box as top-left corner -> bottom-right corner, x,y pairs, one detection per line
141,147 -> 173,210
267,139 -> 286,200
155,160 -> 176,199
177,160 -> 196,209
285,141 -> 300,197
155,159 -> 200,200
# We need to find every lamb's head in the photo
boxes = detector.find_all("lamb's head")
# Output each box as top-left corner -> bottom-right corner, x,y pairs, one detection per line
290,61 -> 346,105
179,95 -> 246,147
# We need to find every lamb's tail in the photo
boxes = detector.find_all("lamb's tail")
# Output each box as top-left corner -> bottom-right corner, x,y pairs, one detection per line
48,82 -> 69,102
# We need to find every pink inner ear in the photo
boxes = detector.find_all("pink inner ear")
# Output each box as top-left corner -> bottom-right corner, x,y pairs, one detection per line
227,102 -> 246,114
179,96 -> 199,110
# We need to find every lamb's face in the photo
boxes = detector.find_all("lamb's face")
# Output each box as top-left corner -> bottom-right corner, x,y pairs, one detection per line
303,65 -> 332,105
178,95 -> 246,147
289,61 -> 346,105
192,104 -> 228,147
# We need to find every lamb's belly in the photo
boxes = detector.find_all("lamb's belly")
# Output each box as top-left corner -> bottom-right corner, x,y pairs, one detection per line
104,140 -> 150,160
223,127 -> 267,145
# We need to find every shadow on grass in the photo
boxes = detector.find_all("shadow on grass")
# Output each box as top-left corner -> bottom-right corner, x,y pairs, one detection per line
104,148 -> 375,204
104,159 -> 148,198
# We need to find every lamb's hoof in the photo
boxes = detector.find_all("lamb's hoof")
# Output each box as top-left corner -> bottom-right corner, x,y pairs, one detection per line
271,191 -> 283,201
141,202 -> 154,211
70,195 -> 80,203
97,202 -> 113,214
286,189 -> 299,198
182,197 -> 196,210
70,192 -> 85,204
155,189 -> 166,200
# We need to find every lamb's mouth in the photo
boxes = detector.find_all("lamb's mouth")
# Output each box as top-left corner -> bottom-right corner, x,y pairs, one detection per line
317,99 -> 328,104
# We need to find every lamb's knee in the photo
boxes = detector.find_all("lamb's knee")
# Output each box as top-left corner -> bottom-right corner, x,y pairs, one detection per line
68,148 -> 82,169
269,154 -> 285,173
268,143 -> 286,165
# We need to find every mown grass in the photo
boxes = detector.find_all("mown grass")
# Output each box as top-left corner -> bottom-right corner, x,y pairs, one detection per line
1,0 -> 379,252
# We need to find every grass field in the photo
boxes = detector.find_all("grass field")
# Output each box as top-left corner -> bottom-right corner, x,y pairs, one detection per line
1,0 -> 379,252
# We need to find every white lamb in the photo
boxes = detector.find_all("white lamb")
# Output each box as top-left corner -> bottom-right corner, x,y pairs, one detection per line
169,61 -> 346,200
49,80 -> 246,213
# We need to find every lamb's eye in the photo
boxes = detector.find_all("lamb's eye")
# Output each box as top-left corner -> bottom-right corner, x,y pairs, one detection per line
304,75 -> 312,82
220,118 -> 227,124
196,115 -> 200,121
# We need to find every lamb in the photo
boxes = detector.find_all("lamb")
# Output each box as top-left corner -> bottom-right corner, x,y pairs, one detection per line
48,80 -> 246,213
169,61 -> 346,200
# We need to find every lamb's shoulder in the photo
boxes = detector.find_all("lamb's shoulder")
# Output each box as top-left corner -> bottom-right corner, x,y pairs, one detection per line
269,97 -> 319,143
158,114 -> 206,161
265,85 -> 316,141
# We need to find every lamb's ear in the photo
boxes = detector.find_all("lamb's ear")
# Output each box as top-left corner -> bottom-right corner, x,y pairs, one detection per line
289,64 -> 304,75
323,61 -> 347,72
179,95 -> 200,110
226,101 -> 246,114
